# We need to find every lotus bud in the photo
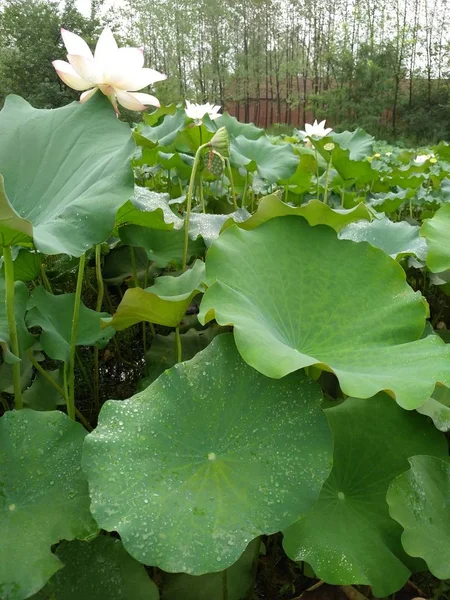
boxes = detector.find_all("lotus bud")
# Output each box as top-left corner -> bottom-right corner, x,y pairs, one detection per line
210,127 -> 230,158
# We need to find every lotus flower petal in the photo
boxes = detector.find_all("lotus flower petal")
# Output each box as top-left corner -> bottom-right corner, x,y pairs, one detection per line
52,60 -> 92,91
115,90 -> 160,111
94,27 -> 118,68
114,67 -> 167,91
80,88 -> 98,103
68,54 -> 103,84
61,28 -> 93,59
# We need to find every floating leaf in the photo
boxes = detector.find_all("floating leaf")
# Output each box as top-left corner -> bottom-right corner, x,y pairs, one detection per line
23,368 -> 65,411
339,218 -> 428,261
282,394 -> 447,597
0,94 -> 134,256
26,286 -> 115,362
83,334 -> 333,575
199,217 -> 450,409
421,204 -> 450,272
236,195 -> 371,232
0,410 -> 97,600
144,325 -> 225,385
230,136 -> 298,183
105,260 -> 205,330
115,187 -> 183,230
32,536 -> 159,600
162,538 -> 260,600
0,274 -> 34,363
416,385 -> 450,431
120,226 -> 205,269
189,210 -> 250,247
387,455 -> 450,580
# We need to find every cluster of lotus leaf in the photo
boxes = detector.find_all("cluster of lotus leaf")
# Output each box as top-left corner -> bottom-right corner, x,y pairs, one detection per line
0,93 -> 449,600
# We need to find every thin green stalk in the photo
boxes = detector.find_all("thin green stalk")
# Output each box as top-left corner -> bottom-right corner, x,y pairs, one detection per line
175,326 -> 182,363
130,246 -> 139,287
94,245 -> 104,412
314,147 -> 320,200
200,171 -> 205,213
67,253 -> 86,420
284,185 -> 289,202
241,171 -> 249,208
246,537 -> 261,600
0,393 -> 9,412
226,159 -> 237,209
183,141 -> 210,271
323,157 -> 332,205
149,322 -> 156,337
222,569 -> 228,600
409,198 -> 413,219
40,263 -> 53,293
28,349 -> 66,398
3,246 -> 22,409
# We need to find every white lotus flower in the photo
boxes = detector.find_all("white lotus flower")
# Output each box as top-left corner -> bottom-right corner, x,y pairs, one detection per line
185,100 -> 221,124
299,119 -> 333,139
53,27 -> 166,112
414,154 -> 433,165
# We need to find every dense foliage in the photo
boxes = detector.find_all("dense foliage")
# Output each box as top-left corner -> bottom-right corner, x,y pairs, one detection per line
2,0 -> 450,142
0,88 -> 449,599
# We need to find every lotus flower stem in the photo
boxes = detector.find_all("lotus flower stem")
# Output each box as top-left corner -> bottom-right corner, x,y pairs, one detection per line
67,252 -> 86,420
226,159 -> 237,210
323,157 -> 332,205
182,141 -> 210,271
94,244 -> 104,412
199,172 -> 205,213
3,246 -> 22,409
130,246 -> 139,287
241,172 -> 249,208
314,148 -> 320,200
222,569 -> 228,600
175,326 -> 182,363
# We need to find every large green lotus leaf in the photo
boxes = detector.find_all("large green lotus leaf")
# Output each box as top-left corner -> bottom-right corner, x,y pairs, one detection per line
32,536 -> 159,600
23,368 -> 65,411
144,325 -> 225,386
421,204 -> 450,272
26,286 -> 115,362
115,187 -> 183,230
230,136 -> 298,183
105,260 -> 205,330
102,246 -> 153,285
279,153 -> 317,194
8,249 -> 42,282
120,225 -> 205,268
0,175 -> 33,247
313,136 -> 378,186
339,218 -> 428,261
162,538 -> 260,600
416,385 -> 450,431
158,150 -> 193,180
332,129 -> 374,160
213,113 -> 264,140
0,273 -> 35,363
0,94 -> 134,256
189,210 -> 250,247
282,395 -> 447,597
235,195 -> 371,232
387,455 -> 450,580
367,189 -> 411,214
136,108 -> 187,149
83,334 -> 333,574
0,409 -> 98,600
199,217 -> 450,409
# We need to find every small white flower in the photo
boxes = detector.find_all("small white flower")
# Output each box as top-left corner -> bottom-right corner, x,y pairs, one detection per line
185,101 -> 221,125
299,119 -> 333,139
53,27 -> 166,112
385,152 -> 392,156
414,154 -> 433,165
